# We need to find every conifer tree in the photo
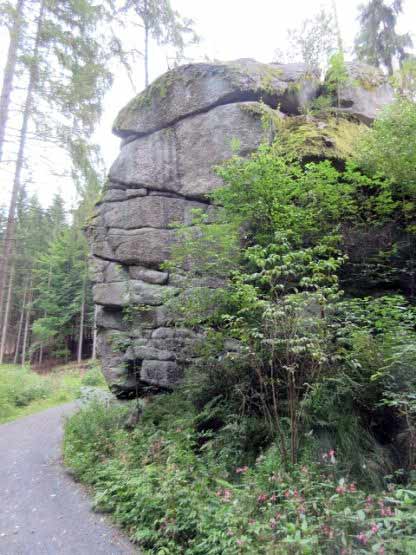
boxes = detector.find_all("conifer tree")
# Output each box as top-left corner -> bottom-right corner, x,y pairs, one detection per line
122,0 -> 198,86
0,0 -> 114,344
355,0 -> 413,75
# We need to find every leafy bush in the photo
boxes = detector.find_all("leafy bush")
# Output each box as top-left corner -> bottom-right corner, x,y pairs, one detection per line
81,364 -> 106,387
0,363 -> 100,423
0,366 -> 52,419
64,398 -> 416,554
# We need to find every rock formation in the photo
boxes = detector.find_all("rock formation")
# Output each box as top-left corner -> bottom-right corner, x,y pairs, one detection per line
87,58 -> 393,397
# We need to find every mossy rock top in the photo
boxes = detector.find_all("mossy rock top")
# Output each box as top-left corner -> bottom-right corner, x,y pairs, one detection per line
273,115 -> 367,162
113,59 -> 320,138
325,62 -> 394,124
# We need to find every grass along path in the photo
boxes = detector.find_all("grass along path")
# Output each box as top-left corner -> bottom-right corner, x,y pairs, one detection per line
0,361 -> 106,424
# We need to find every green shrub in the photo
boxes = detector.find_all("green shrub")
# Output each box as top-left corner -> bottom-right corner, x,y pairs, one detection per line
64,397 -> 416,554
0,365 -> 52,410
81,365 -> 106,387
63,401 -> 130,481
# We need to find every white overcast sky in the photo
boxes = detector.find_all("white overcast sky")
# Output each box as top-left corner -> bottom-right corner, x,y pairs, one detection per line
1,0 -> 415,209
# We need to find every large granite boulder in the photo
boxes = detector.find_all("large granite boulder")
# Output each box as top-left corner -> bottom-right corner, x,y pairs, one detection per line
88,58 -> 392,397
113,59 -> 320,138
110,102 -> 279,199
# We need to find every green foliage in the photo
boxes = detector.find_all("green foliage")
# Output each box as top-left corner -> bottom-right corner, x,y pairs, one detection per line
0,365 -> 51,419
67,74 -> 416,553
32,225 -> 90,358
65,398 -> 416,554
0,363 -> 92,423
165,119 -> 416,474
275,8 -> 336,75
356,97 -> 416,199
326,51 -> 349,110
64,400 -> 130,481
81,364 -> 106,387
355,0 -> 413,75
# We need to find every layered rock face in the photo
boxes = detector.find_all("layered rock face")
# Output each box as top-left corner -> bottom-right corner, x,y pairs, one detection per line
88,58 -> 393,396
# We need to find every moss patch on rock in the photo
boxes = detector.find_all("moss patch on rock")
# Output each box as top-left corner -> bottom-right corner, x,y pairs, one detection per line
273,115 -> 366,161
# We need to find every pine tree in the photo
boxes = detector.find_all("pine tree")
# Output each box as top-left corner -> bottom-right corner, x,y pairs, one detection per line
355,0 -> 413,75
0,0 -> 26,162
0,0 -> 114,344
122,0 -> 198,86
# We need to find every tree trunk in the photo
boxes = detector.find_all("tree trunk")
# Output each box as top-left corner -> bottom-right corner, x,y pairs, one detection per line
332,0 -> 344,54
144,23 -> 149,87
13,278 -> 28,364
21,277 -> 33,366
0,0 -> 45,330
38,264 -> 52,365
0,0 -> 25,163
77,275 -> 86,363
143,0 -> 149,87
92,304 -> 98,360
0,263 -> 15,363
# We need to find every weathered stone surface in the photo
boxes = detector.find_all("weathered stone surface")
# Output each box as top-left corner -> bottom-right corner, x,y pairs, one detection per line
105,262 -> 129,282
101,189 -> 126,203
133,344 -> 175,361
97,331 -> 130,393
102,196 -> 207,230
126,188 -> 147,198
108,228 -> 177,267
129,266 -> 169,285
89,256 -> 107,284
140,360 -> 181,387
150,327 -> 202,352
130,305 -> 173,330
113,59 -> 319,137
93,282 -> 129,307
96,306 -> 126,331
331,62 -> 394,123
110,102 -> 270,199
94,280 -> 177,307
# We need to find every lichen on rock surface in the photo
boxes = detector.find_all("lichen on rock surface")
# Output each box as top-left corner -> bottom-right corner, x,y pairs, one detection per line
87,58 -> 393,397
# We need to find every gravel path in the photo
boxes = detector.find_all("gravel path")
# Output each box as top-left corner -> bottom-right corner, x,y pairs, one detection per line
0,403 -> 139,555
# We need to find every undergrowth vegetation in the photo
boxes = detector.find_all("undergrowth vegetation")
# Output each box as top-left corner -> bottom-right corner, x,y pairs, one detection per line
0,361 -> 106,423
64,395 -> 416,554
65,92 -> 416,553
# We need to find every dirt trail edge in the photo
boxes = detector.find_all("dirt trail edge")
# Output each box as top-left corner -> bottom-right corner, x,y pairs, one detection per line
0,402 -> 138,555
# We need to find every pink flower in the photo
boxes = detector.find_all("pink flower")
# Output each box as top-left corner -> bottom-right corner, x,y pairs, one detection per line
284,490 -> 290,498
257,493 -> 268,503
357,532 -> 368,545
236,465 -> 249,474
236,539 -> 244,546
336,485 -> 346,495
216,488 -> 232,502
371,523 -> 379,534
348,483 -> 357,493
270,494 -> 277,502
379,547 -> 385,555
270,517 -> 277,529
381,506 -> 393,517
